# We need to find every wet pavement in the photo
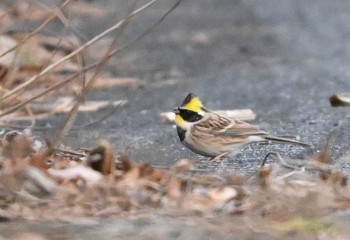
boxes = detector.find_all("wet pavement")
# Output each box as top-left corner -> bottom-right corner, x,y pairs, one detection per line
5,0 -> 350,171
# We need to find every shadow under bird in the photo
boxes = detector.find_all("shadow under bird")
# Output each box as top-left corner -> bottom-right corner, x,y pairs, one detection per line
172,93 -> 310,161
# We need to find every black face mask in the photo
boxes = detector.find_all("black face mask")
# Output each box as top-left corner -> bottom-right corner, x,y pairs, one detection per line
178,109 -> 203,122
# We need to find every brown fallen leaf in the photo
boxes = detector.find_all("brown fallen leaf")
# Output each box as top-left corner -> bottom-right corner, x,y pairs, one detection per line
225,174 -> 246,186
118,153 -> 133,172
30,147 -> 52,170
150,168 -> 166,182
123,165 -> 141,183
87,139 -> 115,175
258,165 -> 272,188
330,93 -> 350,107
311,128 -> 341,182
207,186 -> 239,204
166,176 -> 182,205
183,185 -> 240,212
170,159 -> 194,173
2,132 -> 35,159
48,165 -> 103,185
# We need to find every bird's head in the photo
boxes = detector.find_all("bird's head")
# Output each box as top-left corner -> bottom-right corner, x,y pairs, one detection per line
173,93 -> 207,129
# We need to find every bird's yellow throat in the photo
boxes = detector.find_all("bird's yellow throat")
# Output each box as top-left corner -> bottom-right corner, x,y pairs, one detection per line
175,114 -> 185,126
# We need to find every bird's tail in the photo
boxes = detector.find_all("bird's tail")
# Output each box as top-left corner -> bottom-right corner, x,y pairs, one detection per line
264,136 -> 310,147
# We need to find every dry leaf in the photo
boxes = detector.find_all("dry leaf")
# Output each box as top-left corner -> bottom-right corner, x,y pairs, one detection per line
118,153 -> 133,172
48,165 -> 103,185
330,93 -> 350,107
207,186 -> 238,204
123,166 -> 141,183
166,177 -> 182,204
150,169 -> 166,182
87,139 -> 115,175
170,159 -> 194,173
2,132 -> 35,159
30,148 -> 51,170
183,189 -> 215,211
258,165 -> 272,187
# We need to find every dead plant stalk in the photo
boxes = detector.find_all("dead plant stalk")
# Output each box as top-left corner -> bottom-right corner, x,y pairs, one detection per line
0,0 -> 181,119
0,0 -> 156,103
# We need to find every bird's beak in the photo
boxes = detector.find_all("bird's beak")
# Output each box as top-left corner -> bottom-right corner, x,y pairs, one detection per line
172,107 -> 180,114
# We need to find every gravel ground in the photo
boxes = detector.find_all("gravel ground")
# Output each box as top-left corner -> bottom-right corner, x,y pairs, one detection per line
25,0 -> 350,173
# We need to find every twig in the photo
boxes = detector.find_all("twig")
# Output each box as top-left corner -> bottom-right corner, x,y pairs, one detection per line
53,148 -> 86,157
0,123 -> 48,130
0,0 -> 72,59
276,169 -> 306,181
71,100 -> 127,129
261,152 -> 300,170
0,0 -> 156,103
51,0 -> 147,147
0,0 -> 182,119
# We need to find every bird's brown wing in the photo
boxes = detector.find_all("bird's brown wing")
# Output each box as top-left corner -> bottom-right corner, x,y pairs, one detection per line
212,117 -> 267,137
192,112 -> 266,137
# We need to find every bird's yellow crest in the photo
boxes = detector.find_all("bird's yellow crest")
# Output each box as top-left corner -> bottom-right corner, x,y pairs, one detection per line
180,93 -> 203,112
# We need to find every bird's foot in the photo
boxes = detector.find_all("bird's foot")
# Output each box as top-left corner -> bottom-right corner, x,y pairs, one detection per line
209,152 -> 229,162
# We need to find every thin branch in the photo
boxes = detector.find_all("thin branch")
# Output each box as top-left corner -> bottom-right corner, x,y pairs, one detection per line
0,0 -> 156,103
261,152 -> 301,170
71,100 -> 127,129
0,123 -> 48,131
53,147 -> 86,157
0,0 -> 72,59
51,0 -> 141,147
0,0 -> 182,119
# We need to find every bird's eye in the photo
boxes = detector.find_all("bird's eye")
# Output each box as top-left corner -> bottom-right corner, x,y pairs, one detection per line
179,109 -> 203,122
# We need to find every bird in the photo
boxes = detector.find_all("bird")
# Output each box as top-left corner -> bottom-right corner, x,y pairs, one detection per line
172,93 -> 310,161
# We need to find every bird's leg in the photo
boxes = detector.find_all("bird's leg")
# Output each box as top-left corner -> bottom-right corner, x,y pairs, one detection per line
209,152 -> 229,162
